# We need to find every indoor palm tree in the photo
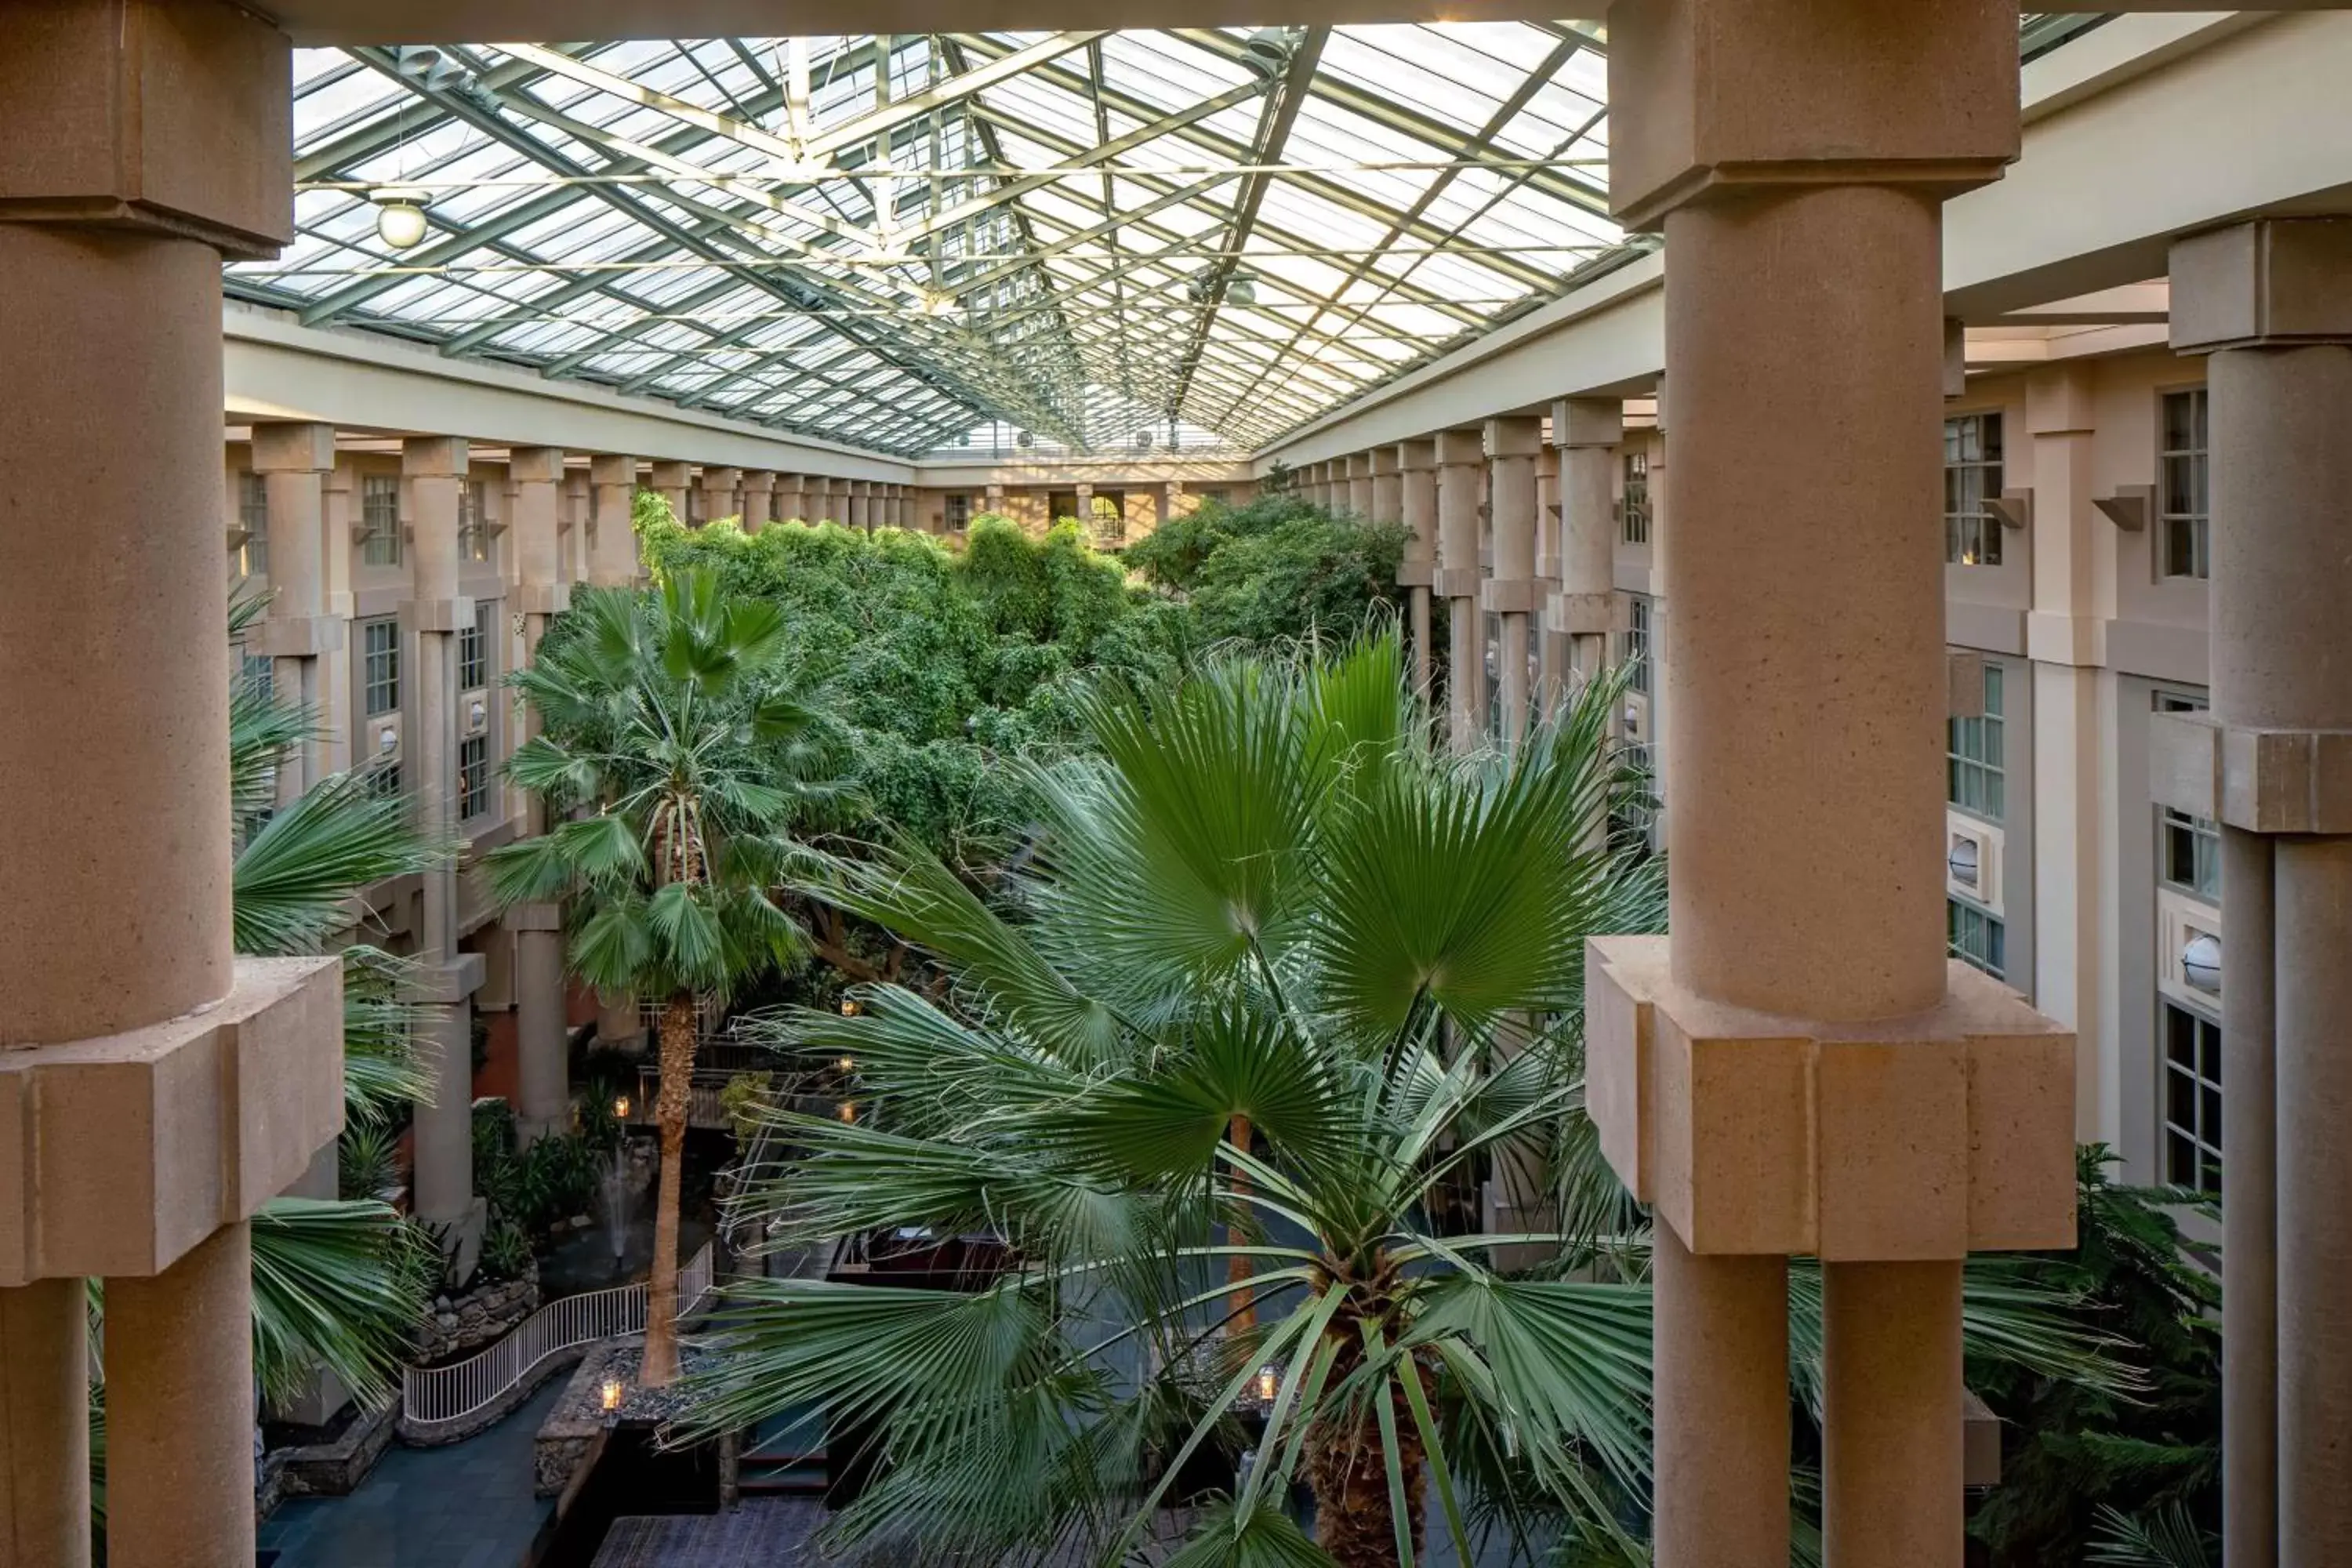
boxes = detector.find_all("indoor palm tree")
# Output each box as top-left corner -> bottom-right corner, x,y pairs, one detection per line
485,570 -> 846,1385
677,633 -> 2130,1568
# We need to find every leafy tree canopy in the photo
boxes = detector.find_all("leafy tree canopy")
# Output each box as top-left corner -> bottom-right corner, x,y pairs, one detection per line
1124,492 -> 1410,648
637,507 -> 1189,866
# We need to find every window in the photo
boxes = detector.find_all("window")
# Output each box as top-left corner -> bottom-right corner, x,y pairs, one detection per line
365,757 -> 402,800
1947,899 -> 2007,980
237,472 -> 270,578
1624,595 -> 1651,695
458,733 -> 492,822
2163,1001 -> 2223,1195
2154,691 -> 2219,901
946,493 -> 971,529
1620,451 -> 1651,545
1948,661 -> 2005,822
1944,412 -> 2005,566
361,475 -> 402,566
238,649 -> 274,702
1049,490 -> 1079,521
458,599 -> 494,691
1200,488 -> 1231,509
459,478 -> 492,562
1090,492 -> 1126,543
361,619 -> 399,717
2161,388 -> 2210,580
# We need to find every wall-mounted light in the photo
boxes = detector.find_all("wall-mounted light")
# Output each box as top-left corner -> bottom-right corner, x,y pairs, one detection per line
613,1094 -> 630,1120
377,724 -> 399,754
600,1375 -> 624,1414
468,699 -> 488,731
2183,931 -> 2222,996
1947,836 -> 1980,890
1256,1365 -> 1279,1403
369,187 -> 433,250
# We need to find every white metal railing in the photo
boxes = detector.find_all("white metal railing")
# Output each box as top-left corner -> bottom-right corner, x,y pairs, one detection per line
401,1240 -> 716,1436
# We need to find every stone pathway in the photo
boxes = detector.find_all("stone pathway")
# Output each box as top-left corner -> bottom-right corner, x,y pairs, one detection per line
258,1377 -> 568,1568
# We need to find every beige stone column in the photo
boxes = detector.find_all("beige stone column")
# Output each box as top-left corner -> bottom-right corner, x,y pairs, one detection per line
2155,217 -> 2352,1567
699,465 -> 742,525
1435,430 -> 1486,752
1397,440 -> 1438,698
1586,8 -> 2066,1568
775,473 -> 806,525
252,422 -> 343,797
1,14 -> 341,1566
560,466 -> 590,585
106,1222 -> 255,1568
1552,397 -> 1624,698
405,435 -> 483,1267
0,1278 -> 89,1564
741,470 -> 775,533
1483,416 -> 1543,745
1535,441 -> 1566,713
982,481 -> 1005,524
587,454 -> 639,586
650,459 -> 691,521
508,448 -> 570,1143
1344,452 -> 1373,517
1370,448 -> 1402,532
320,459 -> 357,777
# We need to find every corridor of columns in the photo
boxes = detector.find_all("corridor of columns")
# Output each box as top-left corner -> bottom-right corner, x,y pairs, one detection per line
3,2 -> 2347,1564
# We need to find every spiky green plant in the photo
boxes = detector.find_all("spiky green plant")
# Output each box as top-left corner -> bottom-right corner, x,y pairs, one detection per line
485,570 -> 852,1385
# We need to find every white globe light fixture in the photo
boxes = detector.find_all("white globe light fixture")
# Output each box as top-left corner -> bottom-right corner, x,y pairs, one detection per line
370,187 -> 433,250
2183,931 -> 2222,996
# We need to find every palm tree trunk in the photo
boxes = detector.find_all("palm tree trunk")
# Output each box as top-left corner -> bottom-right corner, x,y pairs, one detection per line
1306,1369 -> 1428,1568
1226,1113 -> 1254,1335
641,993 -> 696,1387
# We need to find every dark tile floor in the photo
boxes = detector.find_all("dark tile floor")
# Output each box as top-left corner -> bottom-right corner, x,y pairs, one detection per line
258,1378 -> 568,1568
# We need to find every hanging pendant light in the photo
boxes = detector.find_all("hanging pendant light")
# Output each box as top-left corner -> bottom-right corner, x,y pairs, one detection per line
371,186 -> 432,249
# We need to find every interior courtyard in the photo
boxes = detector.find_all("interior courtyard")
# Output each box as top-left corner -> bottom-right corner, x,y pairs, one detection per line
2,2 -> 2348,1565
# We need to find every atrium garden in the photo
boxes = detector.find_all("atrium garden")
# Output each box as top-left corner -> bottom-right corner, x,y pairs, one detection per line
3,5 -> 2347,1568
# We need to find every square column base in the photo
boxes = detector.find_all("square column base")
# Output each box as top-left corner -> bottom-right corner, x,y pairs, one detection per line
1585,936 -> 2074,1261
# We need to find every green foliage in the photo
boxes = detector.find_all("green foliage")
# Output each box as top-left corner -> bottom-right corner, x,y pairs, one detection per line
472,1099 -> 604,1236
636,513 -> 1180,863
1125,493 -> 1409,648
251,1198 -> 437,1411
338,1121 -> 403,1203
1968,1147 -> 2221,1566
487,569 -> 846,1004
2087,1502 -> 2217,1568
480,1217 -> 536,1283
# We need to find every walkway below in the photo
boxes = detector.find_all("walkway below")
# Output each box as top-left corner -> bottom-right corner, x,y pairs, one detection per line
260,1377 -> 567,1568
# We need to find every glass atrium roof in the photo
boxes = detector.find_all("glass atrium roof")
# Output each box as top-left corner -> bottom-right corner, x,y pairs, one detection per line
231,20 -> 2107,460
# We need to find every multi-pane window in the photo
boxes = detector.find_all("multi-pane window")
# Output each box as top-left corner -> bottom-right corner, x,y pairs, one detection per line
1948,662 -> 2005,822
237,472 -> 270,578
459,478 -> 492,563
458,734 -> 492,822
1948,899 -> 2007,980
2156,691 -> 2220,900
2160,388 -> 2211,580
2163,1001 -> 2223,1195
1624,596 -> 1652,695
946,494 -> 971,529
458,599 -> 494,691
361,619 -> 399,717
361,475 -> 402,566
1620,451 -> 1651,545
1200,488 -> 1231,509
1944,412 -> 2005,566
1091,492 -> 1126,543
238,650 -> 274,701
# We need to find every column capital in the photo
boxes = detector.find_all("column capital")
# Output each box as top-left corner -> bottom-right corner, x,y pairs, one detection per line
1434,429 -> 1485,469
648,459 -> 691,488
509,445 -> 566,484
589,453 -> 638,486
402,435 -> 470,479
741,470 -> 776,493
1370,447 -> 1403,477
1585,936 -> 2075,1261
2151,710 -> 2352,836
0,1 -> 294,259
1551,397 -> 1624,449
1484,415 -> 1544,458
2172,217 -> 2352,353
249,422 -> 336,474
1345,452 -> 1374,477
1607,0 -> 2019,231
1396,437 -> 1436,473
702,465 -> 742,486
2024,364 -> 2099,437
